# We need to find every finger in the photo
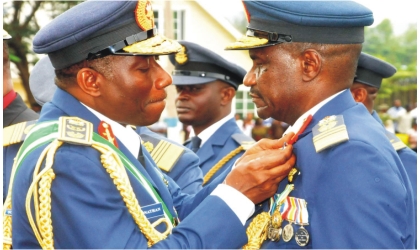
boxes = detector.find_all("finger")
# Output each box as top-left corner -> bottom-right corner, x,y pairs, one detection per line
240,143 -> 294,169
256,132 -> 295,150
265,154 -> 296,178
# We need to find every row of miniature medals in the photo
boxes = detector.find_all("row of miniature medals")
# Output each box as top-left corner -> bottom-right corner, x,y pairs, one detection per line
266,167 -> 309,247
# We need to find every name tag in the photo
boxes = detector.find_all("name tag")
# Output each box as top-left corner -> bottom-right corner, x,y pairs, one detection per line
141,203 -> 164,219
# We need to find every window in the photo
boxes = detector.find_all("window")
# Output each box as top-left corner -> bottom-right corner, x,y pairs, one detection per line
153,9 -> 184,40
235,89 -> 255,118
173,10 -> 185,40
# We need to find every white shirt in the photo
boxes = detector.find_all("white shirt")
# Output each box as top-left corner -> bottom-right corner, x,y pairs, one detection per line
83,104 -> 254,225
190,113 -> 234,147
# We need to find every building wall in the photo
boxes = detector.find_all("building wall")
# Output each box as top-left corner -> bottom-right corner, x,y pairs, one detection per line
152,0 -> 254,142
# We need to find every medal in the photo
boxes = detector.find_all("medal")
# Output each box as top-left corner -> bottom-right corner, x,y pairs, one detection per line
268,225 -> 282,242
282,222 -> 294,242
271,210 -> 282,228
267,210 -> 282,241
295,226 -> 310,246
294,198 -> 310,246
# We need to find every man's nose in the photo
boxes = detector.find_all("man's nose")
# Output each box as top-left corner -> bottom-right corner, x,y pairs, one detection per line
243,70 -> 256,87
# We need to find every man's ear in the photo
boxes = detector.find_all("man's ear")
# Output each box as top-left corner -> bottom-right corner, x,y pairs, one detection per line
76,68 -> 101,97
220,86 -> 236,106
350,85 -> 368,103
301,49 -> 321,82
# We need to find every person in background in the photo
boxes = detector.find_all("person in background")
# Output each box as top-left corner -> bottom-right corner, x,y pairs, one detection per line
408,120 -> 417,152
225,0 -> 415,248
242,112 -> 255,137
28,56 -> 204,195
397,104 -> 414,134
351,52 -> 417,244
387,99 -> 407,132
268,119 -> 287,139
170,41 -> 255,186
251,117 -> 268,141
3,29 -> 39,202
235,113 -> 244,130
3,29 -> 39,127
8,1 -> 296,248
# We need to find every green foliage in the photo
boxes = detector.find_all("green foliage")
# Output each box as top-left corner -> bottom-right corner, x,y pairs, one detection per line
3,1 -> 81,106
363,19 -> 417,103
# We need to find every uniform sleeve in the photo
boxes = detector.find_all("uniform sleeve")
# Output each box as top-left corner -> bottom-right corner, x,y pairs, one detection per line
168,149 -> 203,195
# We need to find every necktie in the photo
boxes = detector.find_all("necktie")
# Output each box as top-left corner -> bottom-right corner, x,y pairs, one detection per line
190,136 -> 201,153
138,138 -> 146,167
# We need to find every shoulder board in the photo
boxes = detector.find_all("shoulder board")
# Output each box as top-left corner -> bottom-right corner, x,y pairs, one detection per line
385,131 -> 407,151
57,116 -> 93,146
312,115 -> 349,153
3,120 -> 38,147
232,133 -> 255,150
140,133 -> 184,172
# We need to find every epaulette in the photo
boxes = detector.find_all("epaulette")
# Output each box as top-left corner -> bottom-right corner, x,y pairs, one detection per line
232,133 -> 255,150
57,116 -> 93,146
3,120 -> 38,147
312,115 -> 349,153
385,131 -> 407,151
140,133 -> 184,172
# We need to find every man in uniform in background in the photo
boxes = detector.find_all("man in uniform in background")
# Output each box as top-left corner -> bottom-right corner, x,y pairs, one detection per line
225,0 -> 415,248
170,41 -> 255,186
350,52 -> 417,243
7,1 -> 297,248
28,56 -> 204,195
3,29 -> 39,202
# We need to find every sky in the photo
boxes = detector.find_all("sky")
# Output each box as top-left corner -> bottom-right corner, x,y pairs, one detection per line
214,0 -> 417,35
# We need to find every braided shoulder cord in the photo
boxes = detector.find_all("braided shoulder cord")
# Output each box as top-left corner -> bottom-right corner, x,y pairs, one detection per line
92,143 -> 170,247
202,145 -> 243,186
14,139 -> 170,250
242,211 -> 271,250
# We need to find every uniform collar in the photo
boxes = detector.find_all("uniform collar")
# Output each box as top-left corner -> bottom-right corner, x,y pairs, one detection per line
284,90 -> 345,136
190,114 -> 234,146
82,104 -> 140,159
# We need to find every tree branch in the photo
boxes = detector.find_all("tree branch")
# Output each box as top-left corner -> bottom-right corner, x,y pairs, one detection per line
22,1 -> 43,29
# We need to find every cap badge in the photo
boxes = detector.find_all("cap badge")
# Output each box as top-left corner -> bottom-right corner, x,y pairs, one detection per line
175,45 -> 188,65
135,0 -> 154,31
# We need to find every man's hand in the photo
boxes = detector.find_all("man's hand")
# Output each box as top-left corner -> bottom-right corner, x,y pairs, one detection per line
225,132 -> 296,204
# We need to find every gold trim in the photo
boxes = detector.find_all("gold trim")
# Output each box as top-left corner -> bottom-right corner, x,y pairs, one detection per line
225,36 -> 269,50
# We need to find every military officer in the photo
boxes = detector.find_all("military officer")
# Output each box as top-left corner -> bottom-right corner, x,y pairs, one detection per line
350,52 -> 417,242
7,1 -> 297,249
170,41 -> 255,185
3,29 -> 39,202
28,56 -> 203,195
225,0 -> 415,248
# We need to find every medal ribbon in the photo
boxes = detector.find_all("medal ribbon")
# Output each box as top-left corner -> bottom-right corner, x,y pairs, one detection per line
270,184 -> 294,215
297,198 -> 309,225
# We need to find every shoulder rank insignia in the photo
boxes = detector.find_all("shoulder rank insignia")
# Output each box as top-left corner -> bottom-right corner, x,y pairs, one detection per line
3,120 -> 37,147
58,117 -> 93,146
232,133 -> 255,150
312,115 -> 349,153
140,133 -> 184,172
385,131 -> 407,151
